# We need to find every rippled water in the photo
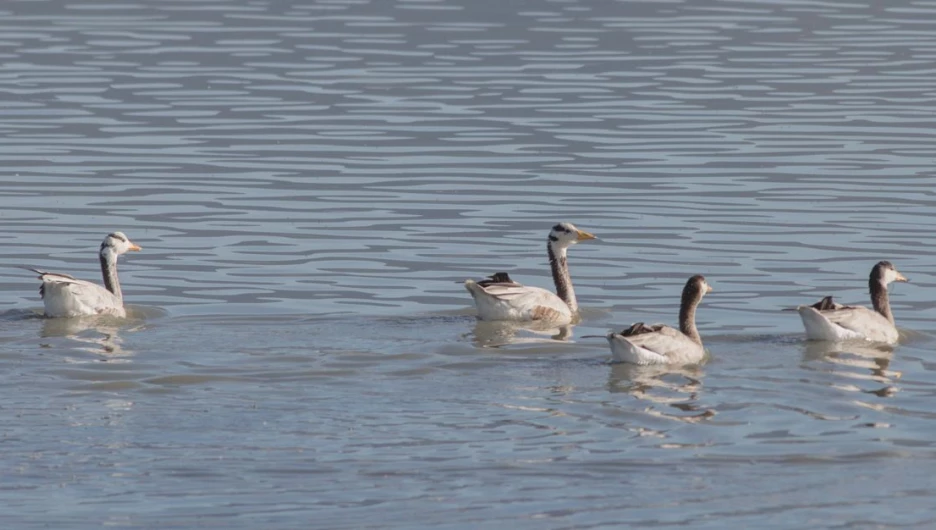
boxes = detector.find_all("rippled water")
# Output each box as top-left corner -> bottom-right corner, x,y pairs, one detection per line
2,0 -> 936,527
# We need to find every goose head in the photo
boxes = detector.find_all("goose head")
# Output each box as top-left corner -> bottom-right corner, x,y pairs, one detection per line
100,232 -> 142,257
547,222 -> 596,249
683,274 -> 713,306
872,261 -> 908,286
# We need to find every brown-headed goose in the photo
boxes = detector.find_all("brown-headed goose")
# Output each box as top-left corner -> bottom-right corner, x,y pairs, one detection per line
797,261 -> 908,344
606,275 -> 713,365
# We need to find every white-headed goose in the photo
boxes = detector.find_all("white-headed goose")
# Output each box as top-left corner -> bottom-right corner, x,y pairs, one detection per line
464,222 -> 596,324
27,232 -> 142,318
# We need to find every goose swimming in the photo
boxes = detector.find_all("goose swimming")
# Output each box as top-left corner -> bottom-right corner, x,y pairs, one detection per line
797,261 -> 908,344
27,232 -> 142,318
605,275 -> 713,365
464,222 -> 595,324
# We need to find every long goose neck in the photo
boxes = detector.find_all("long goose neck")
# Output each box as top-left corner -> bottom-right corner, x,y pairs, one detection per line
679,289 -> 702,344
870,278 -> 893,323
100,249 -> 122,301
547,241 -> 577,312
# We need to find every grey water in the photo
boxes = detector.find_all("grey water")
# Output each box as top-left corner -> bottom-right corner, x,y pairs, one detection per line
2,0 -> 936,527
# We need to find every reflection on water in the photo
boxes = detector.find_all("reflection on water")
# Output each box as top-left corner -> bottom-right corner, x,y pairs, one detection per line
31,305 -> 165,358
606,363 -> 715,424
468,320 -> 574,348
801,339 -> 899,397
41,317 -> 136,358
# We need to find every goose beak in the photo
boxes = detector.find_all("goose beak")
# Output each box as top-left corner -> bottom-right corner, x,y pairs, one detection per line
896,272 -> 908,282
576,230 -> 596,241
129,243 -> 142,252
705,284 -> 714,294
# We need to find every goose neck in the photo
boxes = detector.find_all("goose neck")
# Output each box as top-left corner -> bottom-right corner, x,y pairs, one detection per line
100,249 -> 122,301
547,241 -> 577,313
870,278 -> 893,324
679,289 -> 702,344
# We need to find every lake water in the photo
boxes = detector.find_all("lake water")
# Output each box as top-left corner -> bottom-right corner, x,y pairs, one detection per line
2,0 -> 936,527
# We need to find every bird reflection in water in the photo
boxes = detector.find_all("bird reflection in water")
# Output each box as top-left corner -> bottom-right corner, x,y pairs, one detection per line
41,315 -> 141,359
607,363 -> 715,424
469,320 -> 574,348
801,340 -> 898,397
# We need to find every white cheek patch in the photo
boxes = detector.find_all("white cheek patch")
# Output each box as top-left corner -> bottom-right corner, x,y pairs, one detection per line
883,268 -> 898,284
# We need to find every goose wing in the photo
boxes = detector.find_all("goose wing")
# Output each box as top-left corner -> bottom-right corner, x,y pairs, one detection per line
476,272 -> 520,288
622,325 -> 698,355
820,306 -> 894,336
29,268 -> 96,296
480,283 -> 569,317
27,268 -> 77,283
465,278 -> 572,322
809,296 -> 846,311
28,268 -> 123,316
474,281 -> 546,302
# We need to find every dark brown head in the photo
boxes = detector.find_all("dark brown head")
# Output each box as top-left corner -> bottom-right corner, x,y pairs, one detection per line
681,274 -> 713,307
678,275 -> 712,342
870,261 -> 908,287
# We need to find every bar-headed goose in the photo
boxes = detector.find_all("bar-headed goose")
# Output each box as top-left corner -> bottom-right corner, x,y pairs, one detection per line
605,275 -> 713,365
27,232 -> 142,318
464,222 -> 596,324
797,261 -> 908,344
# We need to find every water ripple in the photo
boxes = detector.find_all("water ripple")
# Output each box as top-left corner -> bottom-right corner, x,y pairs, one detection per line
3,0 -> 936,527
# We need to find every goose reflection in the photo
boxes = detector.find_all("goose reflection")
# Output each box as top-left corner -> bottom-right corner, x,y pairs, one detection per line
606,363 -> 715,423
469,320 -> 574,348
41,315 -> 140,358
800,340 -> 898,396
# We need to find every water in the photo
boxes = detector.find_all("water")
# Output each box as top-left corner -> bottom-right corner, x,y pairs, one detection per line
2,0 -> 936,527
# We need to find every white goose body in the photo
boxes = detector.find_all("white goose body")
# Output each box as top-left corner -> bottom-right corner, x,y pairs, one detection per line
32,271 -> 127,318
28,232 -> 142,318
797,261 -> 907,344
465,277 -> 574,323
608,325 -> 707,366
607,275 -> 712,366
464,223 -> 595,325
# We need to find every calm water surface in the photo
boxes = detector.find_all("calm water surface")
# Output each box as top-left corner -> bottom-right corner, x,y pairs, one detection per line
2,0 -> 936,528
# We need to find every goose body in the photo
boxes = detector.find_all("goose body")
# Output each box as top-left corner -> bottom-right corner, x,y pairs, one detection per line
607,275 -> 712,366
797,261 -> 907,344
28,232 -> 142,318
464,223 -> 596,325
465,280 -> 572,322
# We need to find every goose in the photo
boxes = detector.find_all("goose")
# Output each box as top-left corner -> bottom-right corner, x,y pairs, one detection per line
27,232 -> 142,318
797,261 -> 908,344
605,275 -> 713,365
464,222 -> 596,324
